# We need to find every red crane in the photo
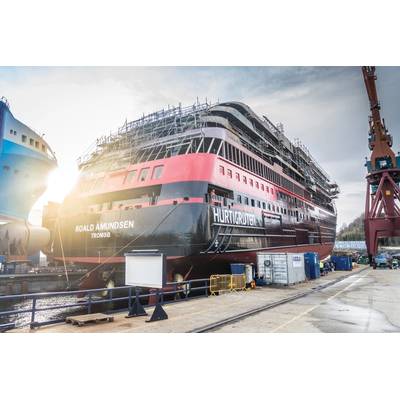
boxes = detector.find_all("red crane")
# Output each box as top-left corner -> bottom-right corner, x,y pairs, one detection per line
362,66 -> 400,266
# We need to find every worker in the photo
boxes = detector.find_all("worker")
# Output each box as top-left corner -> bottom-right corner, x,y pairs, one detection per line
210,188 -> 220,206
319,260 -> 324,276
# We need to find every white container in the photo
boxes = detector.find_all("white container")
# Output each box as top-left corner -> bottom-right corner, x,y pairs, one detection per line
257,253 -> 305,285
245,264 -> 253,284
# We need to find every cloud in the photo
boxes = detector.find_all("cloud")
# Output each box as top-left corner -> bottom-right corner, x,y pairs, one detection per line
1,66 -> 398,228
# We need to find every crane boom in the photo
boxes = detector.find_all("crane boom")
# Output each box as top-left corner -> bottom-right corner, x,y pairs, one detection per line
362,66 -> 400,265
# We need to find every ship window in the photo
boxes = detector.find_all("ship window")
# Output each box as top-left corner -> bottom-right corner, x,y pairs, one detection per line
103,202 -> 112,211
203,137 -> 213,153
262,202 -> 266,210
155,145 -> 166,160
266,186 -> 269,193
261,184 -> 264,191
244,197 -> 249,205
219,165 -> 225,175
125,170 -> 137,183
139,168 -> 149,181
233,147 -> 239,164
271,188 -> 274,195
22,135 -> 27,143
178,143 -> 190,155
255,181 -> 259,189
152,165 -> 164,179
227,169 -> 232,178
249,179 -> 253,187
257,200 -> 261,208
209,138 -> 221,154
243,176 -> 247,184
251,199 -> 255,207
235,172 -> 240,181
41,144 -> 46,152
237,194 -> 242,204
35,141 -> 39,149
30,138 -> 34,146
268,203 -> 271,211
231,147 -> 236,164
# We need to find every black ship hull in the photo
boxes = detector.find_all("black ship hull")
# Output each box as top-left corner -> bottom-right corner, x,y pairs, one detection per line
51,201 -> 336,285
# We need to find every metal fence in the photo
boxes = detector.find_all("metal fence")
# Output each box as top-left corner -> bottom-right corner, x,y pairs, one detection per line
0,278 -> 210,332
210,274 -> 246,295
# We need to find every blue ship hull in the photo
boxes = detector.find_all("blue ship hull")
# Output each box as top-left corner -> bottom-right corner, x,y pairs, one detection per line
0,99 -> 57,221
0,139 -> 55,220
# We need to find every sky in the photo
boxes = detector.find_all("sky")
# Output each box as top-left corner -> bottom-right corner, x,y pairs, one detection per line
1,66 -> 399,229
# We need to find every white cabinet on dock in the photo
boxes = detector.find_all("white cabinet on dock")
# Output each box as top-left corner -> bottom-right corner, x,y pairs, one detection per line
257,253 -> 305,285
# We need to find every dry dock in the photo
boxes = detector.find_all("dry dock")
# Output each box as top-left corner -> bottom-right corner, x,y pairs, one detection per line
11,265 -> 399,333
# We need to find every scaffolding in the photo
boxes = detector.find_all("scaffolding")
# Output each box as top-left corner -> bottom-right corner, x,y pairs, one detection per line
77,100 -> 337,205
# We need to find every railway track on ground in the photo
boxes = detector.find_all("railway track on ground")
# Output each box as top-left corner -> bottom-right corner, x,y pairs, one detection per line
188,266 -> 370,333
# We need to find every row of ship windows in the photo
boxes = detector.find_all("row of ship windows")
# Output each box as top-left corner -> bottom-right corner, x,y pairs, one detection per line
124,165 -> 164,183
235,195 -> 309,220
219,165 -> 275,195
223,141 -> 305,197
88,193 -> 310,221
9,129 -> 47,152
81,165 -> 164,192
131,137 -> 304,198
219,164 -> 308,209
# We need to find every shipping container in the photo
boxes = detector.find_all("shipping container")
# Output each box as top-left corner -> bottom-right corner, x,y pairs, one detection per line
257,253 -> 306,285
304,252 -> 320,279
331,255 -> 352,271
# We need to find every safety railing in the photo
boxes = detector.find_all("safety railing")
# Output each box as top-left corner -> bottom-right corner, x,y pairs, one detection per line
210,274 -> 246,295
0,278 -> 210,332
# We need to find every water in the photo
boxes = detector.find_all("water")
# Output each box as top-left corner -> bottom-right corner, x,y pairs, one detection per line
0,293 -> 130,329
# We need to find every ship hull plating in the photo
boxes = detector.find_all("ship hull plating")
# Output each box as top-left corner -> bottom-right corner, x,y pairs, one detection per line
52,202 -> 336,282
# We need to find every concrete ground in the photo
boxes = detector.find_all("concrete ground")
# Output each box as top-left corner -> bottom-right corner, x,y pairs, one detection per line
216,268 -> 400,332
13,265 -> 399,333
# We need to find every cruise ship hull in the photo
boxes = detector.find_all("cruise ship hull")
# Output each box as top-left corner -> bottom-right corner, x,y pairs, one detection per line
0,139 -> 54,221
0,98 -> 57,258
50,200 -> 336,283
44,101 -> 338,287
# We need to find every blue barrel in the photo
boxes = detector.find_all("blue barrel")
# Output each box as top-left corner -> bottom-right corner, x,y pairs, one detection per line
331,255 -> 352,270
304,252 -> 320,279
230,263 -> 245,274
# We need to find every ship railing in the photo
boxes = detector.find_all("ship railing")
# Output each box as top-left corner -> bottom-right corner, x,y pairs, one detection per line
0,278 -> 210,331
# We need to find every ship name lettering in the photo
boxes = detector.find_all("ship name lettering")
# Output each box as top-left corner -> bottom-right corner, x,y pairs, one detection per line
212,207 -> 256,227
75,220 -> 134,233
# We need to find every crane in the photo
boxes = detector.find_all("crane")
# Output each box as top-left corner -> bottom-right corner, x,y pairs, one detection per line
362,66 -> 400,267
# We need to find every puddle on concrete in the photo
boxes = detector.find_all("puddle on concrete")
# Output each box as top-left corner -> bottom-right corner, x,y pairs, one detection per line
310,298 -> 399,332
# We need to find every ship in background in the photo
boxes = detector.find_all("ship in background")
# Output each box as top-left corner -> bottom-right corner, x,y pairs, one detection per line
0,97 -> 57,262
43,101 -> 339,287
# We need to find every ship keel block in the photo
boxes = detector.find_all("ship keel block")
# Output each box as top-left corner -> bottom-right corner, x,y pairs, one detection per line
146,290 -> 168,322
126,287 -> 148,318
